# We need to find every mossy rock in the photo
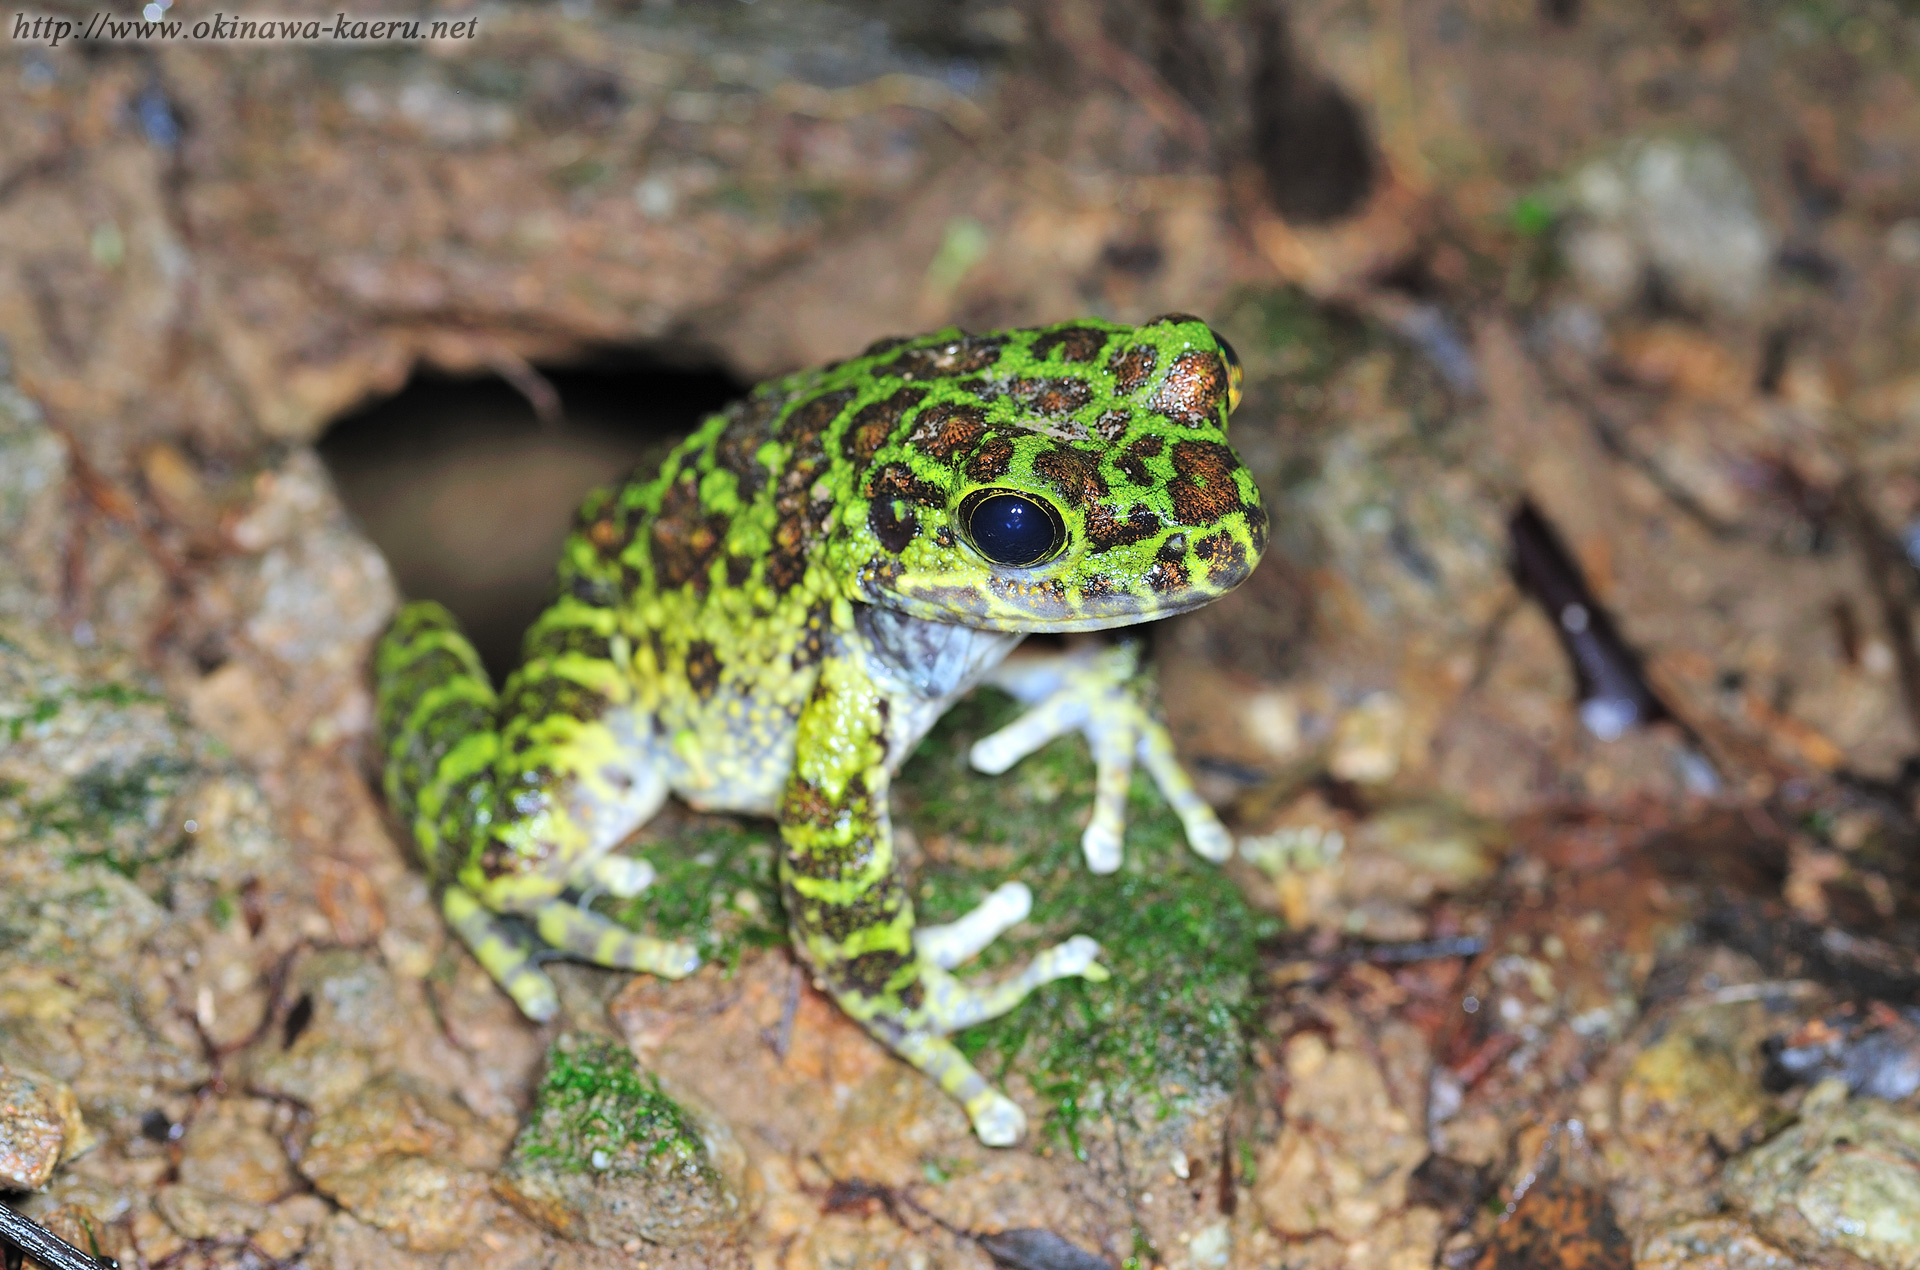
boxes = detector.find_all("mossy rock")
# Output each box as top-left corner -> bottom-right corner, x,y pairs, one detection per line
602,687 -> 1273,1155
497,1032 -> 745,1249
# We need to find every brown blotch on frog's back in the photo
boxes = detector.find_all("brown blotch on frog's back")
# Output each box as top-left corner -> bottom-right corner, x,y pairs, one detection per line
1032,326 -> 1111,363
1194,529 -> 1251,587
1007,377 -> 1093,417
1168,439 -> 1242,527
1032,446 -> 1105,508
684,640 -> 722,699
1150,350 -> 1230,427
844,387 -> 929,463
1109,342 -> 1159,395
651,472 -> 729,592
715,394 -> 782,499
878,334 -> 1006,381
906,402 -> 988,461
781,388 -> 858,449
1095,408 -> 1132,443
1113,435 -> 1163,488
1145,556 -> 1191,592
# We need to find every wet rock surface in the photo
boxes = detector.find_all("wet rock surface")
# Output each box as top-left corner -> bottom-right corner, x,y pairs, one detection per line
497,1032 -> 747,1250
7,2 -> 1920,1268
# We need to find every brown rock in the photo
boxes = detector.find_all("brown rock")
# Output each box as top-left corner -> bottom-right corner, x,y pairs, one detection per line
298,1072 -> 501,1254
496,1032 -> 747,1250
251,1194 -> 332,1263
0,1066 -> 87,1192
153,1183 -> 269,1241
176,1097 -> 297,1205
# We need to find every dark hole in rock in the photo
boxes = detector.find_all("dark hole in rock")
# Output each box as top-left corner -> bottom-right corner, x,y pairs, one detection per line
319,354 -> 743,681
139,1109 -> 174,1143
1250,5 -> 1375,225
282,992 -> 314,1049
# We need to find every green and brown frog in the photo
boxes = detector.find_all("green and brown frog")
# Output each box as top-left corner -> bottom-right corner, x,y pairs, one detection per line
374,315 -> 1266,1144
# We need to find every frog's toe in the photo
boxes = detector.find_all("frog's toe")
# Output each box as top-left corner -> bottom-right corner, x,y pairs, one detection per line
578,853 -> 657,899
968,692 -> 1082,775
915,881 -> 1032,969
442,887 -> 561,1021
967,1091 -> 1026,1147
1052,934 -> 1106,981
1137,716 -> 1234,863
534,900 -> 703,978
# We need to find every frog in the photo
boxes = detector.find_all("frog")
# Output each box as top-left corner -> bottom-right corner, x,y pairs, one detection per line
373,314 -> 1267,1145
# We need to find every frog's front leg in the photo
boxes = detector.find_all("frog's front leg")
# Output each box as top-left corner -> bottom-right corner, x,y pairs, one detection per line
783,659 -> 1105,1146
968,639 -> 1231,873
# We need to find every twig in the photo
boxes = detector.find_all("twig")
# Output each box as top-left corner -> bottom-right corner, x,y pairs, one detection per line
0,1205 -> 117,1270
1839,476 -> 1920,741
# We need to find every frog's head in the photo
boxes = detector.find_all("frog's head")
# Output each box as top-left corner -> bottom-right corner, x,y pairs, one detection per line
831,315 -> 1267,633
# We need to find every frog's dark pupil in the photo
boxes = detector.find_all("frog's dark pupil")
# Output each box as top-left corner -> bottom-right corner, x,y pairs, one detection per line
967,493 -> 1059,566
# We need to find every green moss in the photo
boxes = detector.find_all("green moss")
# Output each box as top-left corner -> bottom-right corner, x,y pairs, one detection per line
3,682 -> 162,741
899,691 -> 1276,1154
594,822 -> 785,972
33,754 -> 191,878
512,1033 -> 712,1177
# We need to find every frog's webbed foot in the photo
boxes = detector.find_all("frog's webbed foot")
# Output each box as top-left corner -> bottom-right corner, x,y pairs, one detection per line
442,886 -> 561,1022
576,852 -> 657,899
968,640 -> 1231,873
906,886 -> 1106,1145
851,885 -> 1107,1147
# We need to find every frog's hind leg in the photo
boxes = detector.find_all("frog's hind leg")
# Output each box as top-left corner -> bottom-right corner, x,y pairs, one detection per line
919,934 -> 1107,1032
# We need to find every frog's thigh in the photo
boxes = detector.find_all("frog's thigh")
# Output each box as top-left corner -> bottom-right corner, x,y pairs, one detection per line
556,705 -> 672,892
443,886 -> 559,1021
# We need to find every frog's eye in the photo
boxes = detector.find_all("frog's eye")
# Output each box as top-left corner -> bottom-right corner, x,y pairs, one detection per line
1210,328 -> 1244,415
959,489 -> 1066,567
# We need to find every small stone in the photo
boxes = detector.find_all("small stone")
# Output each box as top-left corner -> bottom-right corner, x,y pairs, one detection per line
298,1073 -> 498,1254
1562,136 -> 1774,316
1329,691 -> 1407,784
496,1032 -> 746,1249
154,1184 -> 269,1241
252,1194 -> 331,1263
0,1066 -> 88,1191
177,1098 -> 298,1205
1723,1081 -> 1920,1269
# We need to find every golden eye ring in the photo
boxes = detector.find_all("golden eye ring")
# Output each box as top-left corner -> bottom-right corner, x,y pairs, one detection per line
1210,328 -> 1244,415
958,488 -> 1067,568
